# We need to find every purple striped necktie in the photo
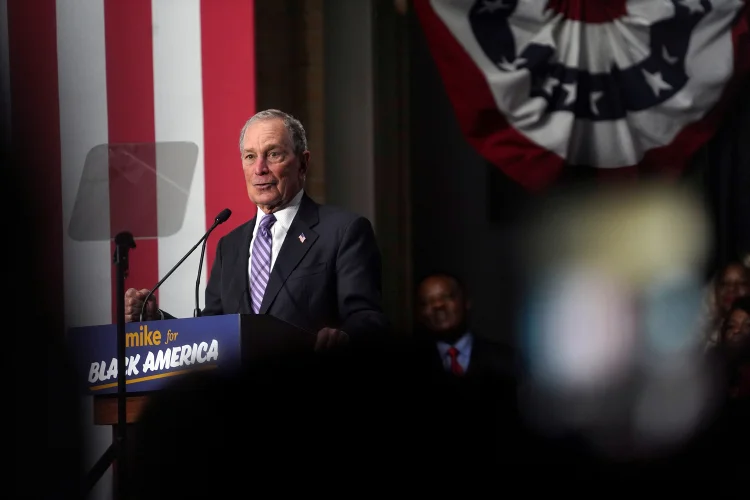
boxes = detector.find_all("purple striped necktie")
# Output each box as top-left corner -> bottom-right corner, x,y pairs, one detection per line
250,213 -> 276,314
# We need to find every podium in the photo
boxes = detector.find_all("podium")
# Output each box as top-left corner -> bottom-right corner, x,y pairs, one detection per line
68,313 -> 315,496
67,313 -> 316,423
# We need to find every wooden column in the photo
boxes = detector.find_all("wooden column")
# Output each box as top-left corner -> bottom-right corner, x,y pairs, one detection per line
254,0 -> 326,202
373,1 -> 413,334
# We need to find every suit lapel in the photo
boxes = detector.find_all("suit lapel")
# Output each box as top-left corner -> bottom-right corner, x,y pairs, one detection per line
227,217 -> 256,314
259,194 -> 320,314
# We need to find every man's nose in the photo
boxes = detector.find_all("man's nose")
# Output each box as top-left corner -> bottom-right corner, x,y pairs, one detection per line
253,157 -> 269,175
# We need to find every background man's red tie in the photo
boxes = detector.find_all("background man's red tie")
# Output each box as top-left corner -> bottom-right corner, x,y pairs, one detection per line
447,346 -> 464,376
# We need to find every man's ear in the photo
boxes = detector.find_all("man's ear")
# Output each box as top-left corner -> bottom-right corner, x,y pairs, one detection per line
300,150 -> 311,174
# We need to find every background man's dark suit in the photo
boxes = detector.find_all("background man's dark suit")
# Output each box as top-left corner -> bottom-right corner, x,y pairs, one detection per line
198,193 -> 388,337
416,332 -> 516,380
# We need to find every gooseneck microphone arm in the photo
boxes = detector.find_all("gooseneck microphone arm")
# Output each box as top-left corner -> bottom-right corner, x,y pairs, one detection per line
139,208 -> 232,322
194,238 -> 209,317
195,208 -> 231,317
194,235 -> 211,317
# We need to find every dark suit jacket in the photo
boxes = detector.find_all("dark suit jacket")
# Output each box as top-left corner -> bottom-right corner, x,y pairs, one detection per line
412,331 -> 516,381
182,194 -> 389,338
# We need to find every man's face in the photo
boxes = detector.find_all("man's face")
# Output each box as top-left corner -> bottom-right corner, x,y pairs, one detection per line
416,276 -> 468,338
716,264 -> 749,313
241,118 -> 309,213
724,308 -> 750,345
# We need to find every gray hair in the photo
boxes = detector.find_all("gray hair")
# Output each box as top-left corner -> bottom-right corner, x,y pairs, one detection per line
238,109 -> 308,156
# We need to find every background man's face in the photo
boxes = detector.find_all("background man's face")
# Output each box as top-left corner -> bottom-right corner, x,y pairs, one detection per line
724,308 -> 750,344
717,264 -> 749,313
241,118 -> 309,213
416,276 -> 468,339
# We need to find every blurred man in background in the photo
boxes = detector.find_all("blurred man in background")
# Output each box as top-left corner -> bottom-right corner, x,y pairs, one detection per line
413,272 -> 515,380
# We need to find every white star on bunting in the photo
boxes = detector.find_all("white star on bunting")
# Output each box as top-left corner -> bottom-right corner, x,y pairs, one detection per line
678,0 -> 706,15
497,56 -> 527,71
562,82 -> 577,106
642,69 -> 673,96
590,91 -> 604,116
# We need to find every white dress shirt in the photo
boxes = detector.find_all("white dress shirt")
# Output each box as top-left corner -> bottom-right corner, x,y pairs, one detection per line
436,332 -> 474,373
248,188 -> 304,283
160,189 -> 304,320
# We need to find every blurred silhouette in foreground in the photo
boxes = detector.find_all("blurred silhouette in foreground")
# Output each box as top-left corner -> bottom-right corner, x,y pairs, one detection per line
124,340 -> 528,497
124,182 -> 748,496
125,341 -> 747,496
8,162 -> 83,497
515,182 -> 747,480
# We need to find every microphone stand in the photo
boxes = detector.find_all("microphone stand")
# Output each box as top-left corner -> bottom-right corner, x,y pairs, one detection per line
140,228 -> 211,322
142,208 -> 230,322
82,209 -> 228,497
194,237 -> 209,317
82,231 -> 135,500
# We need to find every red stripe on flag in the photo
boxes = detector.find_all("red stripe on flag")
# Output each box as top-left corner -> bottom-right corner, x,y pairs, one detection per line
545,0 -> 627,24
201,0 -> 257,274
7,0 -> 64,328
104,0 -> 159,321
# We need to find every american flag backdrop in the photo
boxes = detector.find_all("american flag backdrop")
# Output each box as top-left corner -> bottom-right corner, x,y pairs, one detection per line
3,0 -> 257,329
413,0 -> 750,191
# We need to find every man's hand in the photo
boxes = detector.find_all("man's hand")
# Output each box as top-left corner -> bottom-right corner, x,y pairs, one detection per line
125,288 -> 160,322
314,327 -> 349,351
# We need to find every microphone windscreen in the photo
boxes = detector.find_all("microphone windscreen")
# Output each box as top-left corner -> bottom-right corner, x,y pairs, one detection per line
215,208 -> 232,224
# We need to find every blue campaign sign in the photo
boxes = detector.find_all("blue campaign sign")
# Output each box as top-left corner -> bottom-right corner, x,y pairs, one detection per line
67,314 -> 244,395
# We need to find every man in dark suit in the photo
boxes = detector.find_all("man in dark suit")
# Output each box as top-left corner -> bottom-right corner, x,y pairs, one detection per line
409,272 -> 528,466
413,272 -> 515,380
124,109 -> 388,349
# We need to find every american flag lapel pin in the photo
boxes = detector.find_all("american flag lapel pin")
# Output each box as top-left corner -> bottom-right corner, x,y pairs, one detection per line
298,233 -> 306,243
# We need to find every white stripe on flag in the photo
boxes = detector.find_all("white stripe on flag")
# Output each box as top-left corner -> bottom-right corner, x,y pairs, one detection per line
57,0 -> 112,329
57,3 -> 113,498
152,0 -> 207,317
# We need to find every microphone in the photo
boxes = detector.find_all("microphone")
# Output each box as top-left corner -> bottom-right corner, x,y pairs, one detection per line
139,208 -> 232,322
194,208 -> 232,317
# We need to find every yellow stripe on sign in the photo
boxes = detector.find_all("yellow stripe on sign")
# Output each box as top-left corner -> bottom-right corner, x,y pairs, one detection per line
89,364 -> 217,391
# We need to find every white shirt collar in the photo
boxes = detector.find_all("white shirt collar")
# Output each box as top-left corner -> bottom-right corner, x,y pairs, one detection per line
256,188 -> 304,232
436,331 -> 473,356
